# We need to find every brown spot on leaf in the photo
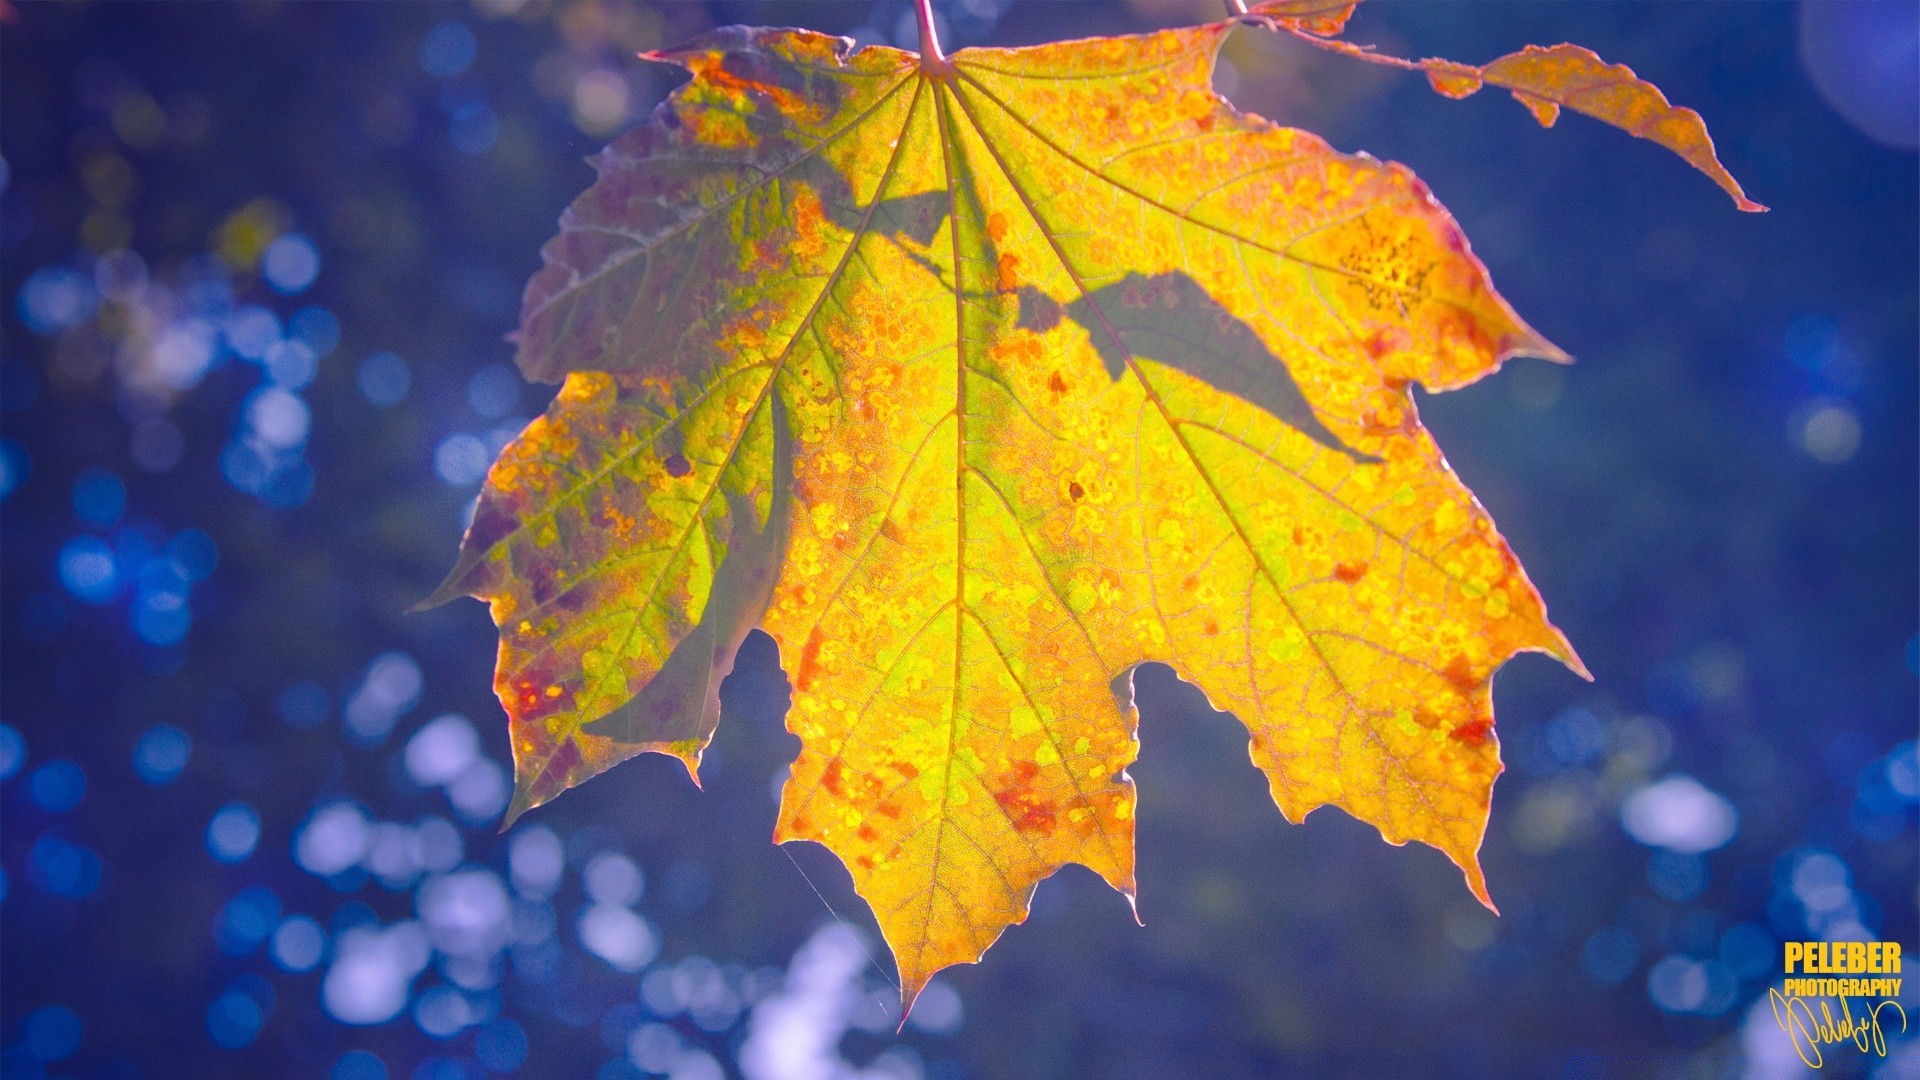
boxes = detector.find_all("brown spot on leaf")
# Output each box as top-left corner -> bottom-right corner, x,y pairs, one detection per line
1067,481 -> 1085,501
1443,654 -> 1479,692
996,252 -> 1021,292
663,452 -> 692,478
1450,718 -> 1493,744
795,627 -> 825,692
1047,371 -> 1067,394
1334,561 -> 1368,583
992,759 -> 1057,835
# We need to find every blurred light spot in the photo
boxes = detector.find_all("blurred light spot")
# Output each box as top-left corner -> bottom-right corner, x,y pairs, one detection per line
418,869 -> 512,958
578,905 -> 656,972
72,467 -> 125,525
583,852 -> 643,908
1509,779 -> 1595,855
420,22 -> 478,78
509,825 -> 563,899
1544,707 -> 1605,767
166,528 -> 218,582
28,834 -> 101,898
94,247 -> 149,300
1647,955 -> 1707,1013
447,758 -> 508,824
572,70 -> 630,135
366,822 -> 423,890
1793,399 -> 1861,464
207,989 -> 265,1049
298,801 -> 372,877
413,985 -> 479,1038
18,267 -> 98,334
1789,850 -> 1852,913
0,722 -> 22,780
1799,0 -> 1919,149
133,724 -> 192,784
58,535 -> 119,603
23,1005 -> 82,1062
474,1019 -> 529,1072
628,1024 -> 682,1074
740,924 -> 896,1080
359,352 -> 411,407
1507,360 -> 1564,412
324,922 -> 431,1025
30,759 -> 86,813
449,103 -> 500,155
406,714 -> 479,787
290,305 -> 342,357
247,387 -> 312,450
1442,901 -> 1496,952
278,681 -> 330,728
264,233 -> 320,294
207,802 -> 262,863
511,898 -> 556,950
216,885 -> 281,956
1581,926 -> 1639,984
334,1050 -> 391,1080
0,438 -> 27,502
131,419 -> 186,472
266,339 -> 318,389
907,980 -> 962,1036
111,91 -> 169,148
1620,774 -> 1737,853
273,915 -> 327,972
466,364 -> 520,419
344,652 -> 423,745
416,816 -> 464,873
224,305 -> 281,361
135,591 -> 192,647
435,434 -> 491,486
1888,739 -> 1919,799
152,317 -> 220,390
1782,314 -> 1865,393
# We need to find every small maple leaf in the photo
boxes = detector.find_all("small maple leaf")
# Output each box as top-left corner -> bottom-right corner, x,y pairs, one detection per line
425,3 -> 1755,1007
1255,0 -> 1767,211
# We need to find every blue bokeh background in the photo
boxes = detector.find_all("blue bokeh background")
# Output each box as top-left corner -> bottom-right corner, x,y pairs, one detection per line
2,1 -> 1915,1076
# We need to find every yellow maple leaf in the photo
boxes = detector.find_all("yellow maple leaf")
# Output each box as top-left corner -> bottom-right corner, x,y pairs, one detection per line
424,7 -> 1754,1007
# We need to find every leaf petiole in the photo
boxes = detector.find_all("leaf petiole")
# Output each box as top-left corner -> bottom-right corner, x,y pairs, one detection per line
914,0 -> 952,73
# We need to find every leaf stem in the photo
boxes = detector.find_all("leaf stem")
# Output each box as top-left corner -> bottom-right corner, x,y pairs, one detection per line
914,0 -> 952,73
1224,0 -> 1249,15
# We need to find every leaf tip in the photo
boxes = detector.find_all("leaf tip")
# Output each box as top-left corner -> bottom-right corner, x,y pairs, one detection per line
409,588 -> 459,615
678,750 -> 705,791
896,976 -> 929,1023
1468,867 -> 1499,916
499,792 -> 534,834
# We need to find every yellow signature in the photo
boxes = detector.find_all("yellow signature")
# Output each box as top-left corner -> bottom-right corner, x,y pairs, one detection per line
1769,989 -> 1908,1067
